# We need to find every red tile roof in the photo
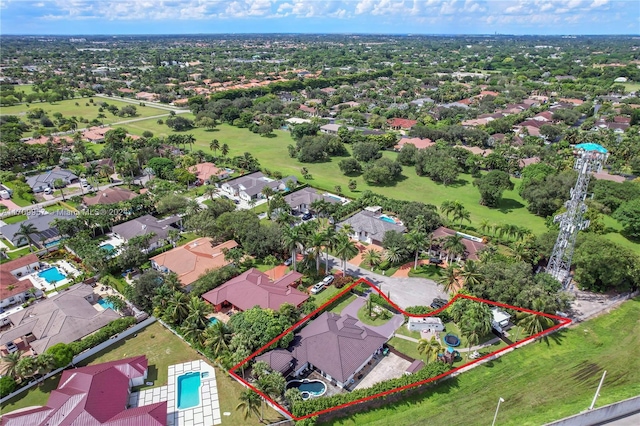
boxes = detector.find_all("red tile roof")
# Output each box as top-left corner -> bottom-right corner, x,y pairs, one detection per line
202,268 -> 309,311
387,118 -> 418,129
83,187 -> 138,206
0,254 -> 40,291
432,227 -> 486,260
394,137 -> 434,150
1,356 -> 166,426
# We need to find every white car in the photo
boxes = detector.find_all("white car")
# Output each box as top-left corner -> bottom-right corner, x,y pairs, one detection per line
322,275 -> 335,285
310,283 -> 325,294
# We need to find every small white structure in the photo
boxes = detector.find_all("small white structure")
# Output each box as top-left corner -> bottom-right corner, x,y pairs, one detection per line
407,317 -> 444,332
491,308 -> 511,333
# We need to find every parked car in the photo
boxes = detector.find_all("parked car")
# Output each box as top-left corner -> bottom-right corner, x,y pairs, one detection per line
310,282 -> 325,294
322,275 -> 335,285
44,187 -> 53,195
429,257 -> 443,265
284,257 -> 293,266
302,212 -> 313,221
430,298 -> 448,309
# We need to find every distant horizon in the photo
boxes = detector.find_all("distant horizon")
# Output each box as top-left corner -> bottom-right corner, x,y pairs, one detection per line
2,32 -> 638,37
1,0 -> 638,36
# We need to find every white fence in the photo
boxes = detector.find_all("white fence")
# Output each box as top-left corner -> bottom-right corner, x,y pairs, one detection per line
0,317 -> 156,405
545,394 -> 640,426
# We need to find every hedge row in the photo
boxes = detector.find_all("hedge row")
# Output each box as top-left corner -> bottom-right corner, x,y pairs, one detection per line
291,362 -> 451,417
69,317 -> 136,355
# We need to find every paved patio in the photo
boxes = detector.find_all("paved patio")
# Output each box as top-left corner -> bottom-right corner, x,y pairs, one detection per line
353,352 -> 411,390
129,360 -> 221,426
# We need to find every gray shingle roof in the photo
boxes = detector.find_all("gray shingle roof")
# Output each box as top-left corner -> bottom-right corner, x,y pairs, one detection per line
337,210 -> 406,242
284,187 -> 339,209
25,169 -> 78,189
1,211 -> 75,246
289,312 -> 387,383
111,214 -> 180,246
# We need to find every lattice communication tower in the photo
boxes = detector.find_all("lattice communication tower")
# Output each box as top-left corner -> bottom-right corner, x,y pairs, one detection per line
546,143 -> 609,286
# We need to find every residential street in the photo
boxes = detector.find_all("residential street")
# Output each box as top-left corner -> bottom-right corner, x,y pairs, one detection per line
326,254 -> 448,309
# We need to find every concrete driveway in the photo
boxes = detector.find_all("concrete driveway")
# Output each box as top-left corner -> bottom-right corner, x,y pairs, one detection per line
327,255 -> 447,310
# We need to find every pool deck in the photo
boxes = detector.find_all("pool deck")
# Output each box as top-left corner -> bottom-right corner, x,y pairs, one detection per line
21,260 -> 81,292
129,359 -> 221,426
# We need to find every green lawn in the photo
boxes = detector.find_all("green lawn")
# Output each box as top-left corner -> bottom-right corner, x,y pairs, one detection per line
115,119 -> 639,254
1,98 -> 169,125
388,336 -> 423,360
7,246 -> 32,259
357,303 -> 393,326
408,264 -> 443,279
1,322 -> 283,425
2,181 -> 35,207
2,214 -> 27,224
329,294 -> 357,314
622,82 -> 640,93
310,285 -> 344,307
325,298 -> 640,426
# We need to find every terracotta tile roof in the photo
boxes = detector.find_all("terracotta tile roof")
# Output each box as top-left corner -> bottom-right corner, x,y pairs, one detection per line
150,239 -> 238,287
202,268 -> 308,311
394,137 -> 434,150
1,355 -> 167,426
387,118 -> 418,129
83,187 -> 138,206
25,135 -> 73,146
189,162 -> 227,182
432,226 -> 486,260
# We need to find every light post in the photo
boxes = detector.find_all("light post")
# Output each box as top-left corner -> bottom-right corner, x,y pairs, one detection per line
491,397 -> 505,426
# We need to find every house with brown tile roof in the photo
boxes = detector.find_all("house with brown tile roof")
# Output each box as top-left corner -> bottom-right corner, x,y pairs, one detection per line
189,162 -> 230,184
431,227 -> 487,261
83,126 -> 111,143
0,283 -> 119,356
82,186 -> 138,206
1,355 -> 167,426
202,268 -> 307,312
387,118 -> 418,131
24,135 -> 73,146
255,311 -> 387,388
150,238 -> 237,288
394,137 -> 434,151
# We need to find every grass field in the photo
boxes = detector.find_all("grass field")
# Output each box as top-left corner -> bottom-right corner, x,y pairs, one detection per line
324,297 -> 640,426
622,82 -> 640,93
1,98 -> 170,126
114,119 -> 639,253
0,322 -> 283,425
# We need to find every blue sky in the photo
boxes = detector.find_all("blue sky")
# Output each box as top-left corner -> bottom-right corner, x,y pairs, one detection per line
1,0 -> 638,35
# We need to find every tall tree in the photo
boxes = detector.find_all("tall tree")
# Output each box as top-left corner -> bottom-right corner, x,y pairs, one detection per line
334,233 -> 358,274
15,223 -> 39,252
405,230 -> 426,270
236,389 -> 262,422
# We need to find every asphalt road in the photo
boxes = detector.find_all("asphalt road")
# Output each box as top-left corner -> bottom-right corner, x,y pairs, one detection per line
326,254 -> 448,309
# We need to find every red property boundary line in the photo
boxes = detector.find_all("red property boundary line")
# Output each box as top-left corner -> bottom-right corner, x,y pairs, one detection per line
229,278 -> 572,420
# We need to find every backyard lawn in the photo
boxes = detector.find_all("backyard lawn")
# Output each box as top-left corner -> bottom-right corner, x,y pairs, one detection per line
1,98 -> 170,126
2,214 -> 28,224
324,298 -> 640,426
329,294 -> 357,314
0,322 -> 284,425
357,303 -> 393,326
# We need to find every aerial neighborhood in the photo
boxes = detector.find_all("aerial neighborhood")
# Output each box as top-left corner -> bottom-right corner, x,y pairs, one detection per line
0,23 -> 639,426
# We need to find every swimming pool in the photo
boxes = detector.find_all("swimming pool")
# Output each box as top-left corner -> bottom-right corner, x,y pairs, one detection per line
177,371 -> 202,410
286,379 -> 327,399
379,214 -> 399,224
208,317 -> 219,326
44,240 -> 61,248
98,299 -> 116,310
325,194 -> 343,202
38,267 -> 66,284
100,243 -> 115,252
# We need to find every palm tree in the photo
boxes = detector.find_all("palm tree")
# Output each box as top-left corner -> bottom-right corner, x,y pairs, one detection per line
15,223 -> 39,252
181,319 -> 205,346
459,260 -> 482,288
209,139 -> 220,157
36,352 -> 56,376
262,186 -> 275,218
362,248 -> 382,271
479,219 -> 490,235
1,351 -> 22,378
453,207 -> 471,227
16,356 -> 38,382
204,321 -> 232,357
322,226 -> 337,272
384,245 -> 404,265
339,223 -> 354,237
281,226 -> 303,271
334,233 -> 358,274
221,143 -> 230,158
307,231 -> 327,272
185,298 -> 211,327
516,299 -> 555,341
236,389 -> 262,422
442,235 -> 466,264
185,134 -> 196,152
417,336 -> 442,364
166,291 -> 189,324
460,323 -> 481,359
405,230 -> 426,270
437,263 -> 459,294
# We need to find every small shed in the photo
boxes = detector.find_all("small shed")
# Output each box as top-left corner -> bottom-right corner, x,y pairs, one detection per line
407,317 -> 444,332
405,359 -> 425,375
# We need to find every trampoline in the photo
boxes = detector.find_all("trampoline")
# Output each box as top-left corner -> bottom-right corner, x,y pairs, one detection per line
443,333 -> 460,347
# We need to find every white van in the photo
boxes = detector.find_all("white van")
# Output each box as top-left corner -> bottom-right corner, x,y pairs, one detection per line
44,187 -> 53,195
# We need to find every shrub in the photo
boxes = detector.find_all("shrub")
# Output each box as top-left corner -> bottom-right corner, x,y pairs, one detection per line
333,276 -> 354,289
46,343 -> 74,368
0,376 -> 17,397
68,317 -> 136,355
405,306 -> 433,315
291,363 -> 451,417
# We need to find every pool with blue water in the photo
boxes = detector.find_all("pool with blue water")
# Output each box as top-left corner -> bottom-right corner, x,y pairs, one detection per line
38,267 -> 66,284
98,299 -> 116,310
177,371 -> 201,409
